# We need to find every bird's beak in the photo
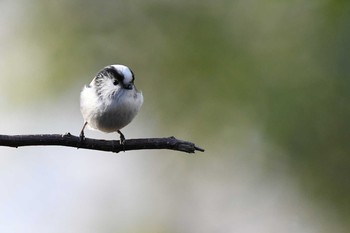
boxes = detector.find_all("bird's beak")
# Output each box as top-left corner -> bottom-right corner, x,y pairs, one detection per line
124,84 -> 133,90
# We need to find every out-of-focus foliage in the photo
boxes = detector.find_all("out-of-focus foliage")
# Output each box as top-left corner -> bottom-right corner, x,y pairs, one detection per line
2,0 -> 350,230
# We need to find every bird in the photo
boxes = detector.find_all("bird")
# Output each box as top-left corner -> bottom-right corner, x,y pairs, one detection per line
79,64 -> 143,144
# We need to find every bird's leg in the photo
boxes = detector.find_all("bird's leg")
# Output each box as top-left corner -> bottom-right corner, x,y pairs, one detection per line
79,122 -> 88,141
117,130 -> 126,144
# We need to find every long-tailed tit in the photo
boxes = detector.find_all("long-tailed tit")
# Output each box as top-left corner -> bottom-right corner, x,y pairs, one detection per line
79,64 -> 143,143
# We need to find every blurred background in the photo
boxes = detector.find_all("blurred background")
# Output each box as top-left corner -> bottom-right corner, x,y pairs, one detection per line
0,0 -> 349,232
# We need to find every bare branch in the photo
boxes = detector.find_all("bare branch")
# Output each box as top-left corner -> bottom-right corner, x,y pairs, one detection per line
0,133 -> 205,154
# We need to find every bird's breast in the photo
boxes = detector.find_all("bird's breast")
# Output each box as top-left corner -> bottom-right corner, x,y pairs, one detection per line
95,89 -> 143,132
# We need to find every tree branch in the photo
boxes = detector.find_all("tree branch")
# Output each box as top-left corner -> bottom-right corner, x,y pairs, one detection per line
0,133 -> 205,154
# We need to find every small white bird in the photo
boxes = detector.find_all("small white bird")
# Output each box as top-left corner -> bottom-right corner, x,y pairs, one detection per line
79,64 -> 143,143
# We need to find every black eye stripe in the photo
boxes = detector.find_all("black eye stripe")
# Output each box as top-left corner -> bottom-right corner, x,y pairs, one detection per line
106,67 -> 124,82
96,66 -> 131,83
129,68 -> 135,83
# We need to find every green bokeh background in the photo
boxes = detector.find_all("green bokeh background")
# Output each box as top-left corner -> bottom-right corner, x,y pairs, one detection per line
1,0 -> 349,231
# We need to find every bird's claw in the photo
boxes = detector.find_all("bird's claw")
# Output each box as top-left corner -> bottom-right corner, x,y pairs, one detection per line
120,134 -> 126,145
79,132 -> 85,142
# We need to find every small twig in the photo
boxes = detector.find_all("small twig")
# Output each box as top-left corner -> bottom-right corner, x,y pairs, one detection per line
0,133 -> 205,154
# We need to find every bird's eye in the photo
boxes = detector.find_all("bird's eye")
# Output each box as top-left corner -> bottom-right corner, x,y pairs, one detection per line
113,79 -> 119,85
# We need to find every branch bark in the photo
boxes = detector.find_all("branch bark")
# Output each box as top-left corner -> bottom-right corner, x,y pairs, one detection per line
0,133 -> 204,154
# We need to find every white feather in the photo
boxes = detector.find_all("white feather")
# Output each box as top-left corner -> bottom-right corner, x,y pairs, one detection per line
80,64 -> 143,134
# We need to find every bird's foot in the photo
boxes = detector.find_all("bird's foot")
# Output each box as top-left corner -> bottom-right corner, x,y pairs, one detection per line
117,130 -> 126,145
79,131 -> 85,142
79,122 -> 88,142
120,134 -> 125,145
